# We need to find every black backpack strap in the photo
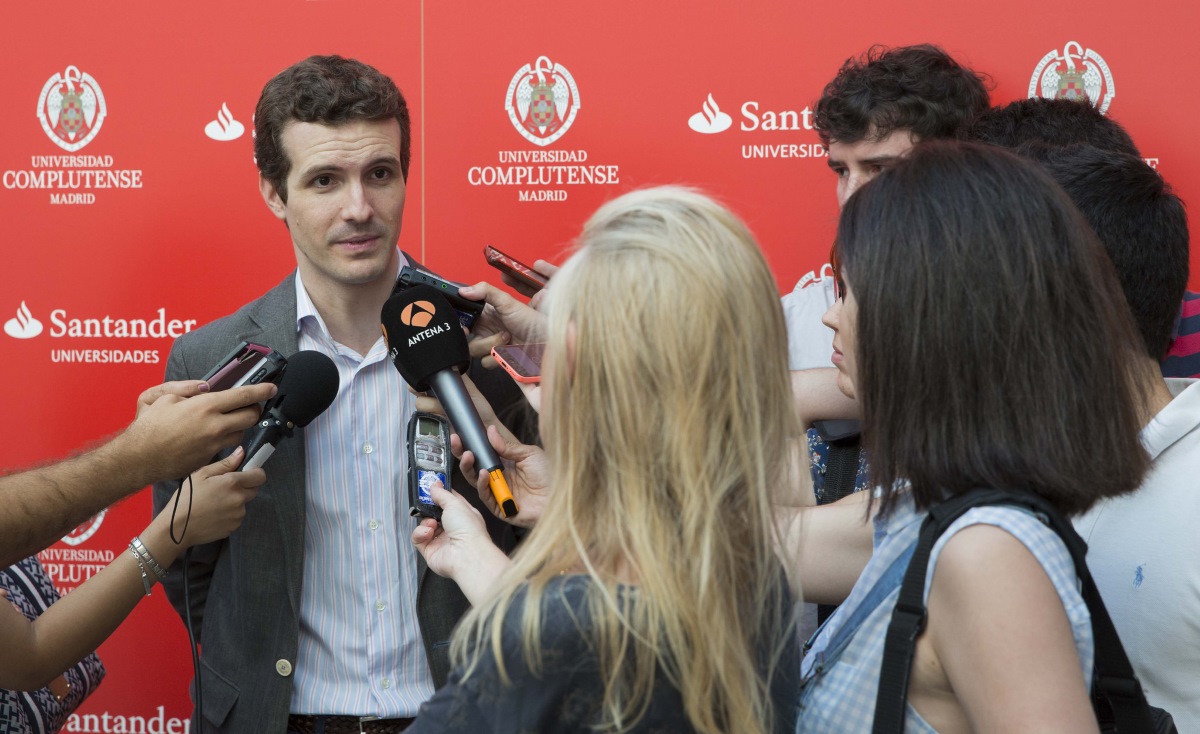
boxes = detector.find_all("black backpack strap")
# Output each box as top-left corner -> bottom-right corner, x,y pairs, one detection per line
871,489 -> 1009,732
871,488 -> 1160,734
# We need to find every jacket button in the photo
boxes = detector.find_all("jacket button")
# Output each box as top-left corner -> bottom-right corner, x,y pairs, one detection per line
276,659 -> 293,677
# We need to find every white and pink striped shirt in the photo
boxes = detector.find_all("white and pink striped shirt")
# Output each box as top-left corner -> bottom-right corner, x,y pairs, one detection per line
289,265 -> 433,716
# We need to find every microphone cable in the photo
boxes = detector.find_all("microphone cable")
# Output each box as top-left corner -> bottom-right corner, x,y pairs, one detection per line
183,546 -> 204,734
167,472 -> 204,733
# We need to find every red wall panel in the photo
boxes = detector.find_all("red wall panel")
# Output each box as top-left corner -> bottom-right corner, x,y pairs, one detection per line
1,1 -> 1195,728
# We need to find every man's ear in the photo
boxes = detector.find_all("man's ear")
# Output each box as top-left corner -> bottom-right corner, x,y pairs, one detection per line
259,174 -> 287,222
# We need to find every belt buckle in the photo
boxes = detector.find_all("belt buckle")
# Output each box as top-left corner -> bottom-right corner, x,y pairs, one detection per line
358,716 -> 380,734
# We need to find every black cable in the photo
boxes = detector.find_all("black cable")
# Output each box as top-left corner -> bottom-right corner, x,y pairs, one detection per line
183,547 -> 203,733
168,474 -> 193,545
169,475 -> 203,732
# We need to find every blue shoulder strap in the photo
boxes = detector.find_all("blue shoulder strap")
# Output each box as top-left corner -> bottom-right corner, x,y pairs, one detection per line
803,539 -> 916,677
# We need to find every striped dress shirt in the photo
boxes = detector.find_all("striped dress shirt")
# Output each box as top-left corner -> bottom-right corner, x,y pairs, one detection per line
289,266 -> 434,716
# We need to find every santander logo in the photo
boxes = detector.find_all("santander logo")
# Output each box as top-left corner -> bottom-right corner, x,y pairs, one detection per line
688,93 -> 733,134
4,301 -> 44,338
204,102 -> 245,141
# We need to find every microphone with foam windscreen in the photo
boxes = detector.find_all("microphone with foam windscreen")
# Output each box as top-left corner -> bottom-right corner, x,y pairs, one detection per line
382,284 -> 519,518
239,350 -> 340,470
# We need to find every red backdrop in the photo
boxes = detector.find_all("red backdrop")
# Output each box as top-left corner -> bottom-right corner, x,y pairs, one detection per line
2,1 -> 1197,729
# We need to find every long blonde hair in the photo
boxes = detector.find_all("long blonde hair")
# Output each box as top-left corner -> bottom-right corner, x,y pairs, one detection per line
454,186 -> 800,733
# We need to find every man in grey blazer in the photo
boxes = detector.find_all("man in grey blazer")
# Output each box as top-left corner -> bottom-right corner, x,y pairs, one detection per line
152,55 -> 516,734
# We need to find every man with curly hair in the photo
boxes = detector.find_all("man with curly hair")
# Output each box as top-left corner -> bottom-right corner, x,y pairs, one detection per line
786,45 -> 990,375
785,47 -> 990,629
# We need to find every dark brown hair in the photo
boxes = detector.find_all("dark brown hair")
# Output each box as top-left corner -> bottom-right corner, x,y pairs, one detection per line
837,141 -> 1150,515
254,55 -> 411,202
1018,143 -> 1189,361
965,97 -> 1139,157
814,44 -> 990,146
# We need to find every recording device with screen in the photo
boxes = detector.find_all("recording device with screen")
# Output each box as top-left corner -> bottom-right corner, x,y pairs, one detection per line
490,343 -> 544,384
407,411 -> 451,521
201,341 -> 287,391
393,265 -> 484,329
484,244 -> 548,292
383,285 -> 519,518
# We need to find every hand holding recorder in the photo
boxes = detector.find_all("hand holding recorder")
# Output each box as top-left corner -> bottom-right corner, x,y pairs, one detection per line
412,374 -> 548,526
410,481 -> 512,606
382,285 -> 519,518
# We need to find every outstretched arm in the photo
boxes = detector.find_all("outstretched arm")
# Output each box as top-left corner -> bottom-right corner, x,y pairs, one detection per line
776,490 -> 874,605
790,368 -> 859,427
0,449 -> 265,691
0,380 -> 274,568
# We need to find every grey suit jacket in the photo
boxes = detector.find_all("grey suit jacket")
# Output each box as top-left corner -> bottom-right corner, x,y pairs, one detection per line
151,272 -> 519,733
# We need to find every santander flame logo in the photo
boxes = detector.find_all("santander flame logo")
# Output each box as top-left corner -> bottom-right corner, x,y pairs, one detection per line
4,301 -> 44,339
688,93 -> 733,134
204,102 -> 245,141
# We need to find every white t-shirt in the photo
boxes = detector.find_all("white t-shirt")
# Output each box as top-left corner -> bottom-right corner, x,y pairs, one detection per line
781,266 -> 837,371
1073,378 -> 1200,729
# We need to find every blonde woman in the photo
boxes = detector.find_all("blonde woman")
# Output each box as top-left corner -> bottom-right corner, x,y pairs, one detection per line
407,186 -> 803,734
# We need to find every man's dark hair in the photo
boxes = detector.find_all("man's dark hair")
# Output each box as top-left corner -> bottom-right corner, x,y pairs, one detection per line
837,141 -> 1149,516
254,55 -> 411,203
965,97 -> 1140,157
813,44 -> 990,146
1016,143 -> 1188,360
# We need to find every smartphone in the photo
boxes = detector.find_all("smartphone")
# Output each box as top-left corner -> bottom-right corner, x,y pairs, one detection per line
484,245 -> 548,292
202,342 -> 287,391
394,265 -> 485,330
407,411 -> 451,520
491,343 -> 544,384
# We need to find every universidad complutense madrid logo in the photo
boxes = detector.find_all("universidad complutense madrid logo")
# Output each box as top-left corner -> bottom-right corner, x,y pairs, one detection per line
37,65 -> 107,151
1029,41 -> 1115,114
505,56 -> 581,146
688,93 -> 733,134
61,511 -> 106,546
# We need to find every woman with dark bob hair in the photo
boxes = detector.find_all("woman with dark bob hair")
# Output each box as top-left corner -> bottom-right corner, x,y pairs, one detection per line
789,141 -> 1151,732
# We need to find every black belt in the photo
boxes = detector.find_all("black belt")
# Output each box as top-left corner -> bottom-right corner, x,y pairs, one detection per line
287,714 -> 415,734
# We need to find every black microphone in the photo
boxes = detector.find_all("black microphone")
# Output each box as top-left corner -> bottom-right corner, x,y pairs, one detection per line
382,285 -> 518,517
240,350 -> 340,470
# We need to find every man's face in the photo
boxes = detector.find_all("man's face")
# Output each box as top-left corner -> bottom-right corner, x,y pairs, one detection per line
827,129 -> 916,208
260,118 -> 406,293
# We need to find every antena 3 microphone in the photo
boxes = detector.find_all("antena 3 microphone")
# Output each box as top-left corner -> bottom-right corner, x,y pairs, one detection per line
382,285 -> 519,517
240,350 -> 340,471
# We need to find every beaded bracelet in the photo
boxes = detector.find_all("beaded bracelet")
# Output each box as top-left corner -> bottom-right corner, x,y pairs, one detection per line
130,536 -> 168,581
128,544 -> 153,597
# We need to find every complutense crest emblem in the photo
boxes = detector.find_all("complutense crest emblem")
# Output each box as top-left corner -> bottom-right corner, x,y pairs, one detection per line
61,510 -> 106,547
506,56 -> 580,146
1029,41 -> 1115,114
37,65 -> 107,152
